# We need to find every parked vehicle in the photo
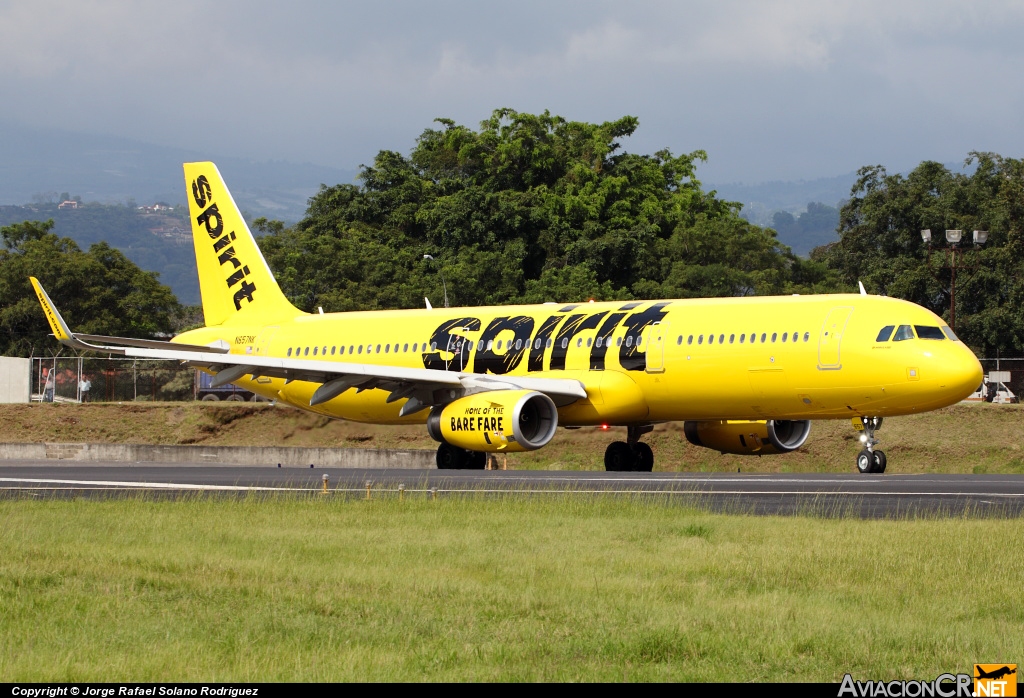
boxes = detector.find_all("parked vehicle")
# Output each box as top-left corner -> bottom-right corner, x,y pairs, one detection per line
195,370 -> 258,401
963,374 -> 1019,404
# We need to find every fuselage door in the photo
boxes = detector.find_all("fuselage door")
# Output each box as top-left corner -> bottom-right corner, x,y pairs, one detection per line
645,321 -> 667,373
818,307 -> 853,370
254,326 -> 278,356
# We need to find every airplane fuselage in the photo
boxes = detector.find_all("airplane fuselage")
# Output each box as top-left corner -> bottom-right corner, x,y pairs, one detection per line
177,293 -> 983,426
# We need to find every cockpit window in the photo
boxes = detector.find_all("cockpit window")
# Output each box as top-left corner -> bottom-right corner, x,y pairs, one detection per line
915,325 -> 946,340
892,325 -> 914,341
941,326 -> 959,341
876,325 -> 895,342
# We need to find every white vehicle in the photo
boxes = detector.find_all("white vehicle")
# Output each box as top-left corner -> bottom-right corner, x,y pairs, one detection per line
964,373 -> 1018,404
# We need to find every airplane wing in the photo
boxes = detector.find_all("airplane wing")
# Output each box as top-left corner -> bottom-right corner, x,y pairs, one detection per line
30,277 -> 228,355
30,277 -> 587,415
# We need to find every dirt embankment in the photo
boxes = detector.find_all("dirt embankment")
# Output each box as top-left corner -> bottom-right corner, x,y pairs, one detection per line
0,402 -> 1021,474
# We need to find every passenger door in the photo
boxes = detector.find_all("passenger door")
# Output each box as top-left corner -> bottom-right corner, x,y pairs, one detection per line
818,308 -> 853,370
645,321 -> 667,373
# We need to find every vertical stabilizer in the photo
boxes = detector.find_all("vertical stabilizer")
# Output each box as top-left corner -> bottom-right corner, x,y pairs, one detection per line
184,162 -> 300,326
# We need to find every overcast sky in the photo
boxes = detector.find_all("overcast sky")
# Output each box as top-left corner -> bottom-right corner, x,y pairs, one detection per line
2,0 -> 1022,183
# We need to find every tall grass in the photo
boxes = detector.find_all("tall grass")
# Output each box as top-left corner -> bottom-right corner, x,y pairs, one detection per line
1,495 -> 1021,681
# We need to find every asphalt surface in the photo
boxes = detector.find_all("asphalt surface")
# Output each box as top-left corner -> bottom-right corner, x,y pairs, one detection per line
1,461 -> 1023,517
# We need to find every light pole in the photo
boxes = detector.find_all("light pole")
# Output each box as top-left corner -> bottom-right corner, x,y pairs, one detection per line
422,254 -> 449,308
921,229 -> 987,332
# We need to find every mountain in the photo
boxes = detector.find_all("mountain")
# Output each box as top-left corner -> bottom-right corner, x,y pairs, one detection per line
0,120 -> 358,222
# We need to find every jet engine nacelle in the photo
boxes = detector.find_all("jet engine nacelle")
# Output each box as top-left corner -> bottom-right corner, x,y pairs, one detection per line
683,419 -> 811,455
427,390 -> 558,452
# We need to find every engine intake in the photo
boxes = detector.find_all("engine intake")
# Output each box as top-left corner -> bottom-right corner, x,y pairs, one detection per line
427,390 -> 558,452
683,419 -> 811,455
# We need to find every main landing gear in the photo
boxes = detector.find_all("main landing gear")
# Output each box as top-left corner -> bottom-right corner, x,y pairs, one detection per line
855,416 -> 886,474
604,425 -> 655,472
436,443 -> 487,470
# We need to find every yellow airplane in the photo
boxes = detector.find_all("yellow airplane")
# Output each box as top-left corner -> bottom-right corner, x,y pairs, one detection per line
30,162 -> 984,473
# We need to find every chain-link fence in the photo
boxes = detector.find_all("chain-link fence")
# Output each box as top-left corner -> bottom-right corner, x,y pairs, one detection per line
32,357 -> 197,403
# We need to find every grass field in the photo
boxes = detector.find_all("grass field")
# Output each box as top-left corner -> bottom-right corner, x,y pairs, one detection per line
1,495 -> 1022,682
1,401 -> 1022,473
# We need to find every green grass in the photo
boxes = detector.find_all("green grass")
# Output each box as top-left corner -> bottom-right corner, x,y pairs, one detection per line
1,495 -> 1022,681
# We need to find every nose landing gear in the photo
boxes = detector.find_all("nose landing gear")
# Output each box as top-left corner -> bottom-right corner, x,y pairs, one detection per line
855,417 -> 886,474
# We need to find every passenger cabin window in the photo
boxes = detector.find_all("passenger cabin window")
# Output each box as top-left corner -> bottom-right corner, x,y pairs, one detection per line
729,334 -> 735,344
915,325 -> 946,340
697,335 -> 703,344
708,334 -> 714,344
893,325 -> 914,341
404,343 -> 409,352
803,332 -> 810,342
687,335 -> 693,345
718,334 -> 724,344
739,334 -> 745,343
304,347 -> 309,356
760,333 -> 767,343
340,346 -> 345,355
782,332 -> 788,342
287,348 -> 292,357
876,325 -> 895,342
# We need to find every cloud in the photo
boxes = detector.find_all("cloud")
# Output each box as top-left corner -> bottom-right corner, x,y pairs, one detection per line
0,0 -> 1022,182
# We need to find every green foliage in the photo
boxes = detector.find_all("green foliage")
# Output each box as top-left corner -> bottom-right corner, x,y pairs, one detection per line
260,109 -> 828,311
0,219 -> 180,357
819,153 -> 1024,356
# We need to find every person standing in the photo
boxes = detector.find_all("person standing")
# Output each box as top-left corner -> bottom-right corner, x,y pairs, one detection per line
79,377 -> 91,403
43,369 -> 54,402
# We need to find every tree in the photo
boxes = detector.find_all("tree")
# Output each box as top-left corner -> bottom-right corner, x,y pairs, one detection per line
260,108 -> 826,312
0,219 -> 180,356
818,153 -> 1024,356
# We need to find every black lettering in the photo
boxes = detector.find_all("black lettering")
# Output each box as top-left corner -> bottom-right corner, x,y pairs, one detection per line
589,312 -> 628,370
450,417 -> 456,431
617,302 -> 670,371
473,316 -> 535,374
497,417 -> 503,431
212,233 -> 236,252
226,265 -> 250,288
549,312 -> 607,371
528,314 -> 565,371
191,175 -> 212,208
232,280 -> 257,310
477,417 -> 483,431
196,203 -> 223,239
422,317 -> 482,372
218,247 -> 242,269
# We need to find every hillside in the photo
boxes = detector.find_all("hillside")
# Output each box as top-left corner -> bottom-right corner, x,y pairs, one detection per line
0,202 -> 199,304
0,120 -> 357,221
1,402 -> 1021,474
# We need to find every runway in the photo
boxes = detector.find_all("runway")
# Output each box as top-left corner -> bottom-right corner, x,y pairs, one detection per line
2,461 -> 1023,517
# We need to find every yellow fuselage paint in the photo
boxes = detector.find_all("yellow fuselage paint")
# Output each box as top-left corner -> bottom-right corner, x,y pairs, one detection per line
176,293 -> 983,426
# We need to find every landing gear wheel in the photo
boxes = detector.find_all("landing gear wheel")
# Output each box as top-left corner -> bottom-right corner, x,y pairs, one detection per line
436,443 -> 464,470
871,450 -> 887,474
856,449 -> 874,474
466,450 -> 487,470
633,443 -> 654,472
604,441 -> 634,472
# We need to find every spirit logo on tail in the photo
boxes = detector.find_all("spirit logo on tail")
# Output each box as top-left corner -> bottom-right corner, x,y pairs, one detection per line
192,174 -> 257,310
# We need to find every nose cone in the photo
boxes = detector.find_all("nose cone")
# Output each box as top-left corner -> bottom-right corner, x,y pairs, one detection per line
948,349 -> 984,401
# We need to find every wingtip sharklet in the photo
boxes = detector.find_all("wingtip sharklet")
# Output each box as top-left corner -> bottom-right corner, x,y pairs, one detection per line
29,277 -> 72,341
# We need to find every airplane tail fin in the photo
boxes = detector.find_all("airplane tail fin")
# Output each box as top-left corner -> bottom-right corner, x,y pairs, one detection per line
183,162 -> 301,326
